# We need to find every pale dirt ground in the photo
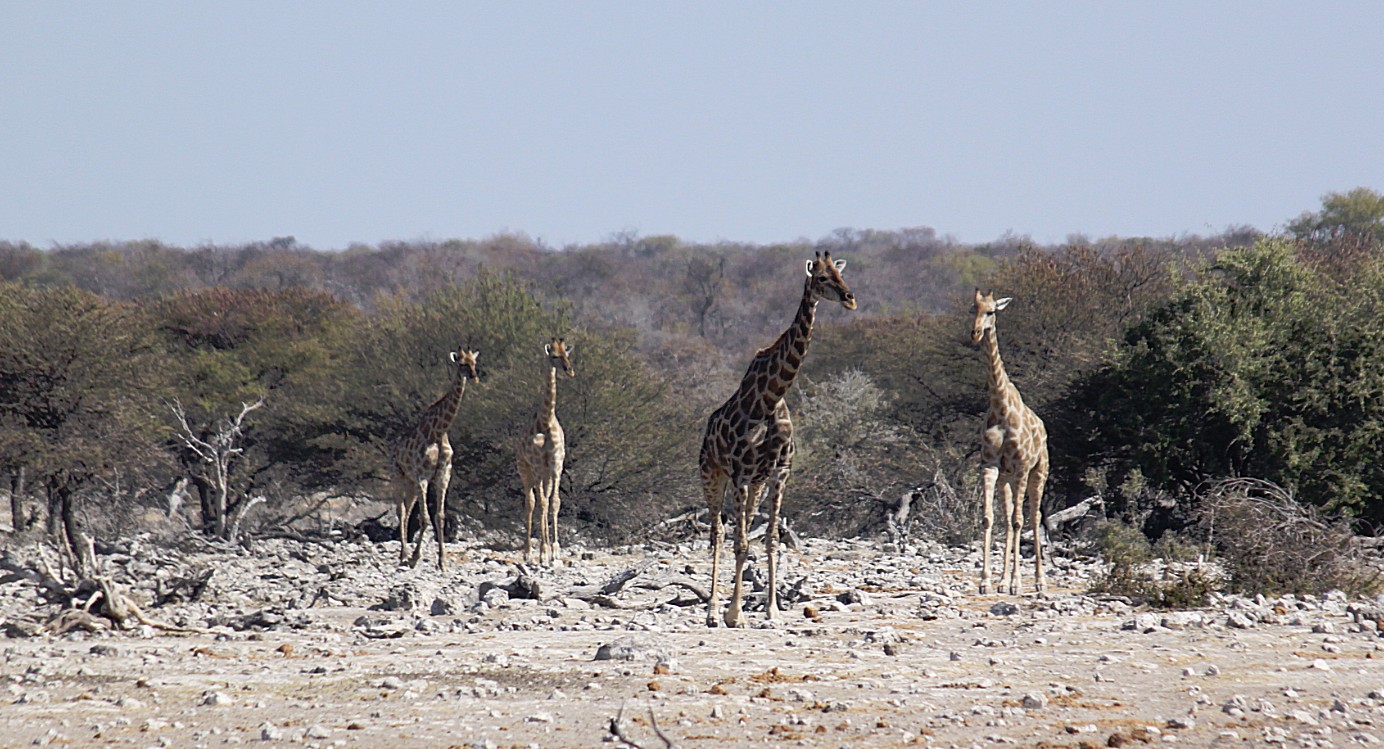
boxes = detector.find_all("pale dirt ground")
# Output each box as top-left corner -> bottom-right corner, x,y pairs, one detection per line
3,538 -> 1384,749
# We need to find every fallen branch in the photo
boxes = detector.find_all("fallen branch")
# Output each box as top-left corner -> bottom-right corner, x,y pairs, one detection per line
608,702 -> 677,749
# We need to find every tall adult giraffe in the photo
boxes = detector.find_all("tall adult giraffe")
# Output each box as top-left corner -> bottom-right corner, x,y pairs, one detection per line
516,338 -> 575,566
389,346 -> 479,571
971,289 -> 1049,594
699,252 -> 857,627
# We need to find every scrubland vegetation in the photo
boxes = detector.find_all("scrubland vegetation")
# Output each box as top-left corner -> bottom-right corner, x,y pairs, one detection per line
2,188 -> 1382,598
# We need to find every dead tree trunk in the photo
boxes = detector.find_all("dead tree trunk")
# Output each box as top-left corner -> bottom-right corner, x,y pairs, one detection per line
171,397 -> 265,541
8,467 -> 27,531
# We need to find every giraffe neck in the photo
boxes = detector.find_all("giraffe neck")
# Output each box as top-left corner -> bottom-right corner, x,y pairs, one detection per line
981,328 -> 1016,411
742,281 -> 817,411
541,366 -> 557,422
424,374 -> 469,439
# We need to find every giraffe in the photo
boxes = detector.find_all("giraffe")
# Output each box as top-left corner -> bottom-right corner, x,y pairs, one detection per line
389,346 -> 480,571
516,338 -> 575,566
971,289 -> 1049,595
699,252 -> 857,627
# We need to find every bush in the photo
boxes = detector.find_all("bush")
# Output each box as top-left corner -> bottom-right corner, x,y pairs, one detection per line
1064,239 -> 1384,526
1086,519 -> 1216,609
1196,478 -> 1381,597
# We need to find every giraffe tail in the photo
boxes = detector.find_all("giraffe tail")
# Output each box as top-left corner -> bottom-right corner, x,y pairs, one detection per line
532,433 -> 546,447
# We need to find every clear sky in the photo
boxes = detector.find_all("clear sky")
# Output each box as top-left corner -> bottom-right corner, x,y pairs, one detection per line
2,2 -> 1381,250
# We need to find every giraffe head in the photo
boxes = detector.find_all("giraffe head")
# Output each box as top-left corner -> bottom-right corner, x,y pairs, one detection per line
544,338 -> 575,378
450,347 -> 481,383
805,251 -> 857,310
971,288 -> 1012,343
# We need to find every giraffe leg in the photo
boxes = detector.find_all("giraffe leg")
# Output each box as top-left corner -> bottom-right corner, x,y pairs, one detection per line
725,483 -> 752,628
1027,462 -> 1049,594
536,476 -> 552,567
762,470 -> 789,621
1004,474 -> 1024,595
522,478 -> 536,563
703,472 -> 727,628
396,479 -> 415,566
549,463 -> 563,564
408,478 -> 430,568
979,465 -> 999,594
432,460 -> 452,573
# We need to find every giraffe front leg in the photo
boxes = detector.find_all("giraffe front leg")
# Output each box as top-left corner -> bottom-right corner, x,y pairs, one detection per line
548,466 -> 563,565
725,485 -> 752,628
408,478 -> 430,568
536,478 -> 552,567
522,483 -> 536,563
979,466 -> 999,594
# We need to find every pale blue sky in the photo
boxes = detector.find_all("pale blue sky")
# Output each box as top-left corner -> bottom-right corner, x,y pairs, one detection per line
2,2 -> 1380,250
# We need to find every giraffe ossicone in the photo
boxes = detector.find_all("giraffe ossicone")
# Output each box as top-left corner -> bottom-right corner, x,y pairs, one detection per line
517,337 -> 574,566
698,252 -> 857,628
972,289 -> 1049,595
389,346 -> 480,572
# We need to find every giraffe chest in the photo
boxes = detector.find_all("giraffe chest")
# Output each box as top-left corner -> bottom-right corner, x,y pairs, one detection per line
981,409 -> 1044,472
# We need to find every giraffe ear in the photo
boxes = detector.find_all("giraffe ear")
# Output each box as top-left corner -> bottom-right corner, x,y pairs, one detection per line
994,297 -> 1013,310
564,343 -> 574,355
833,259 -> 847,272
805,260 -> 815,277
544,343 -> 553,356
449,351 -> 459,363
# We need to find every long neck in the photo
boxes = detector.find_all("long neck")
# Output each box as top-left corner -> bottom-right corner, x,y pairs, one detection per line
541,365 -> 557,421
742,282 -> 817,411
982,327 -> 1014,406
427,375 -> 469,436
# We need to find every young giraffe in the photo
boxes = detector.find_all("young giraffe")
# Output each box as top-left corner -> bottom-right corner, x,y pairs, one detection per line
389,346 -> 480,571
700,252 -> 856,627
971,289 -> 1049,594
516,338 -> 575,566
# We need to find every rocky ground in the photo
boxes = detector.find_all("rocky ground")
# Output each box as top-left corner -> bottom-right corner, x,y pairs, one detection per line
3,527 -> 1384,749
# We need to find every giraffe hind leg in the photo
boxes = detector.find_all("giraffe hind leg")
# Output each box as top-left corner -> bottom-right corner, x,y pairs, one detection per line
1027,463 -> 1049,593
397,480 -> 415,566
762,470 -> 790,620
999,476 -> 1019,595
432,464 -> 451,572
703,471 -> 727,628
1006,474 -> 1027,595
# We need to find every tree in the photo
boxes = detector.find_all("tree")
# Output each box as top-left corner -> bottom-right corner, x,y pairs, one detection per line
148,287 -> 362,530
1288,187 -> 1384,246
1064,238 -> 1384,527
0,283 -> 172,573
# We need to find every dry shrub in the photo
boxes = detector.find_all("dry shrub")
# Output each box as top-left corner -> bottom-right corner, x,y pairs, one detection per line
907,466 -> 982,547
1086,519 -> 1216,609
1198,478 -> 1382,597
